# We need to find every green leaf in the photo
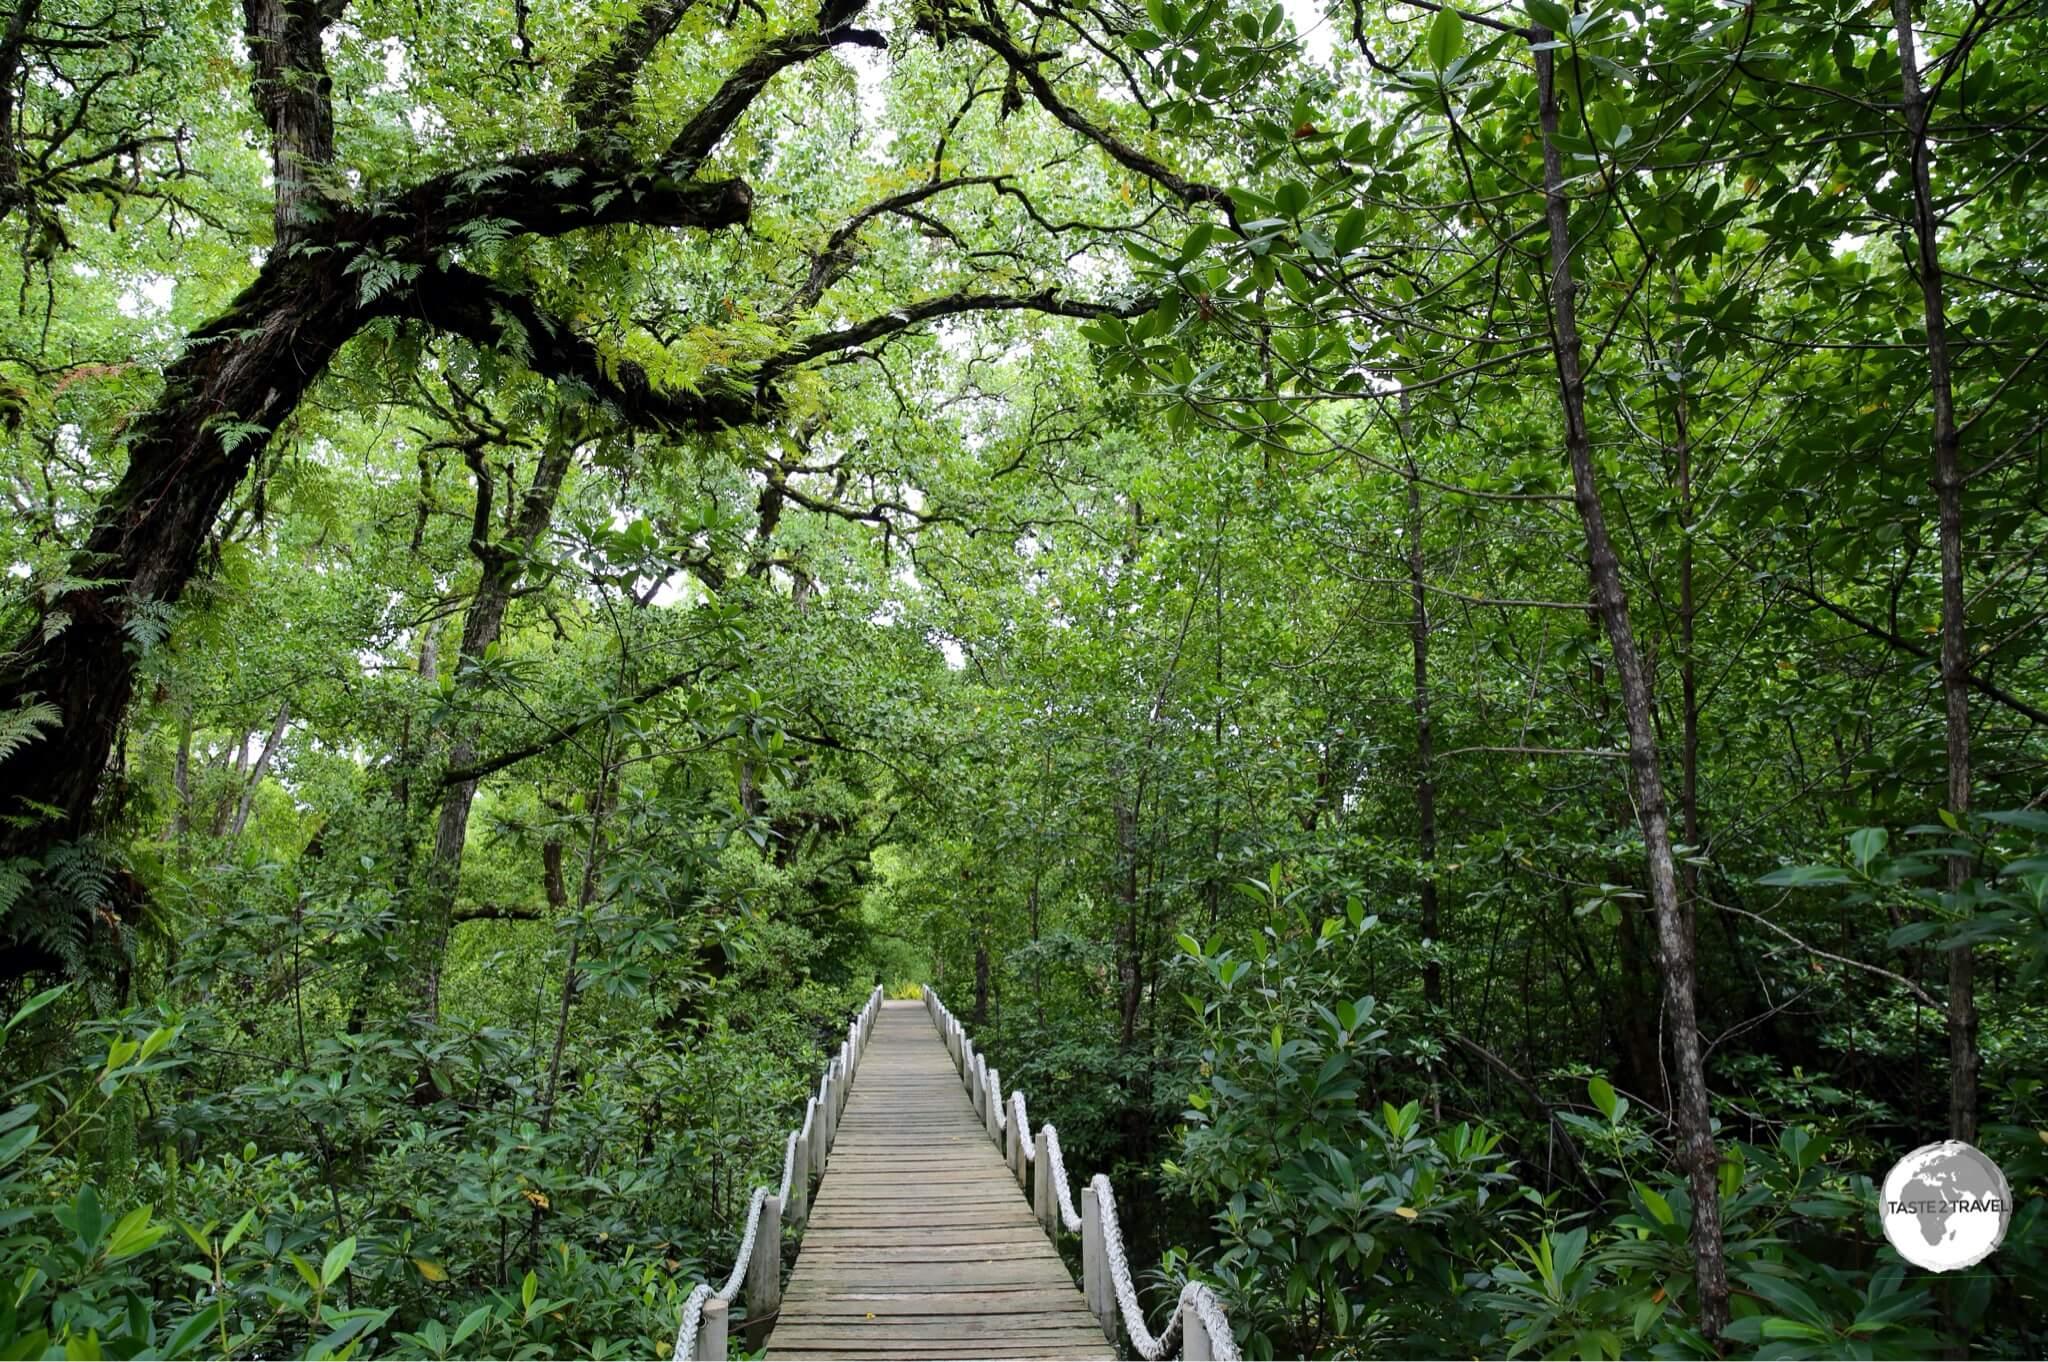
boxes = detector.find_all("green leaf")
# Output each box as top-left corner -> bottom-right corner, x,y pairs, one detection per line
1886,920 -> 1941,949
0,1121 -> 38,1171
160,1304 -> 222,1361
451,1305 -> 492,1350
306,1312 -> 385,1361
3,984 -> 70,1037
1333,208 -> 1368,257
1526,0 -> 1573,33
1427,6 -> 1464,71
1588,100 -> 1622,145
104,1205 -> 165,1262
1758,864 -> 1850,887
291,1252 -> 323,1292
1588,1075 -> 1618,1122
1747,1275 -> 1830,1328
317,1235 -> 353,1287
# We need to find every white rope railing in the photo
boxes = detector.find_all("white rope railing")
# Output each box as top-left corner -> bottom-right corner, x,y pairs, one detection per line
672,985 -> 883,1361
1039,1120 -> 1084,1233
922,987 -> 1239,1361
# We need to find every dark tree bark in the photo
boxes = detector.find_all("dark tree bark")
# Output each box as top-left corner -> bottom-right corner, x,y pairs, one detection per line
1535,39 -> 1729,1336
242,0 -> 343,251
0,0 -> 37,223
1890,0 -> 1977,1144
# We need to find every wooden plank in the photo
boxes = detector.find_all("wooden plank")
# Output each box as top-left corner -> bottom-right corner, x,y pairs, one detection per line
766,1001 -> 1103,1361
771,1325 -> 1109,1343
770,1343 -> 1114,1351
784,1267 -> 1072,1282
780,1291 -> 1087,1312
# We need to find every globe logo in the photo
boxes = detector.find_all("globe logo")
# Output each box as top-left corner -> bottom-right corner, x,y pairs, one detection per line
1880,1141 -> 2011,1272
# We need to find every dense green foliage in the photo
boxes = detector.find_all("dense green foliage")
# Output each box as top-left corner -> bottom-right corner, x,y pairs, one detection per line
1,0 -> 2043,1357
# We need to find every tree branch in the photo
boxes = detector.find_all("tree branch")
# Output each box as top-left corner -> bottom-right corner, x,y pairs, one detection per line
667,0 -> 884,171
1784,580 -> 2048,726
755,286 -> 1152,387
935,8 -> 1235,225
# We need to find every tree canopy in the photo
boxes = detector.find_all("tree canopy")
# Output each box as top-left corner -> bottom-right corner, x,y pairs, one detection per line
1,0 -> 2044,1357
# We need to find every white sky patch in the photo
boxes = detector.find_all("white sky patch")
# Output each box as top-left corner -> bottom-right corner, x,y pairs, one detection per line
1283,0 -> 1337,67
370,37 -> 408,95
117,275 -> 175,318
844,14 -> 896,159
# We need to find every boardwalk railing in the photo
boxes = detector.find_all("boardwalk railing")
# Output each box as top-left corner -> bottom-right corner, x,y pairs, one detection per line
673,985 -> 883,1361
922,987 -> 1240,1361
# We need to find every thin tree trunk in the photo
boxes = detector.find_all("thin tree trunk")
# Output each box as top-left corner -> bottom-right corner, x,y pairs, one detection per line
166,707 -> 192,850
539,771 -> 608,1131
1400,396 -> 1442,1008
972,923 -> 990,1027
1890,0 -> 1976,1144
1113,793 -> 1143,1046
228,701 -> 290,840
209,730 -> 254,837
1675,386 -> 1700,914
421,422 -> 576,1024
1535,39 -> 1729,1336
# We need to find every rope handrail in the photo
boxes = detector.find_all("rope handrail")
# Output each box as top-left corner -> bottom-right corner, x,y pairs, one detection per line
672,985 -> 883,1361
922,986 -> 1240,1361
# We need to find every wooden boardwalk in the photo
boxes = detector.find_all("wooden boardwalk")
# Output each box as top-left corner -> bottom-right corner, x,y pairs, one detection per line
767,1000 -> 1111,1360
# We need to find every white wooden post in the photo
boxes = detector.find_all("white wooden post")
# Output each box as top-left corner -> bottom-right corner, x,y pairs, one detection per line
1082,1184 -> 1114,1343
697,1297 -> 727,1361
984,1068 -> 1001,1141
807,1095 -> 825,1180
1033,1128 -> 1057,1235
1181,1295 -> 1213,1360
787,1131 -> 808,1228
1004,1106 -> 1021,1185
748,1195 -> 781,1323
822,1063 -> 838,1150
